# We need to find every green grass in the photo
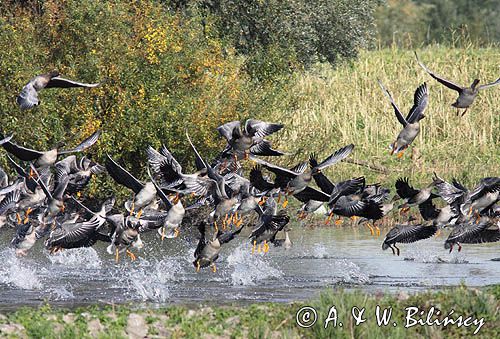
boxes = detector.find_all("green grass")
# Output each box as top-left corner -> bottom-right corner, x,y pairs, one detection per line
1,285 -> 498,338
267,46 -> 500,188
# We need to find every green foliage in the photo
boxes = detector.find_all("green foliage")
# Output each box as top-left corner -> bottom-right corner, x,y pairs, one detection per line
0,0 -> 290,199
165,0 -> 379,72
375,0 -> 500,48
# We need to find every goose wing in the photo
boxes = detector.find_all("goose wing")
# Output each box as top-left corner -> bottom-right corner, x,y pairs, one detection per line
16,83 -> 39,110
293,186 -> 330,202
51,218 -> 102,248
105,154 -> 144,194
30,164 -> 53,200
252,157 -> 300,179
0,189 -> 20,215
447,222 -> 489,243
386,224 -> 437,244
331,196 -> 366,216
406,83 -> 428,123
395,177 -> 419,199
244,119 -> 283,138
477,77 -> 500,90
249,140 -> 285,156
1,136 -> 44,161
147,167 -> 172,209
309,154 -> 334,194
186,130 -> 207,170
418,200 -> 440,221
59,130 -> 100,154
313,144 -> 354,171
468,177 -> 500,202
53,168 -> 69,200
194,222 -> 207,258
146,145 -> 183,186
378,80 -> 407,126
328,177 -> 366,204
44,76 -> 100,89
182,175 -> 217,198
249,165 -> 275,192
434,175 -> 467,204
216,121 -> 241,142
461,228 -> 500,244
415,52 -> 463,92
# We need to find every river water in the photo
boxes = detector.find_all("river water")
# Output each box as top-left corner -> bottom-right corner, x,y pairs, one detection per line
0,222 -> 498,311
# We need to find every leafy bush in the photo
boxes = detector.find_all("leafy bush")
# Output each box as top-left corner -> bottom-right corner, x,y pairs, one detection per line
164,0 -> 379,73
0,0 -> 290,198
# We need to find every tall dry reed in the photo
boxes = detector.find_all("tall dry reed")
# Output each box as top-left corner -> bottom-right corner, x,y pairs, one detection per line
267,47 -> 500,188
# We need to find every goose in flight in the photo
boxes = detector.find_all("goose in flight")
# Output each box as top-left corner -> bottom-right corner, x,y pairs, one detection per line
378,80 -> 428,158
17,70 -> 101,110
0,130 -> 101,168
415,52 -> 500,116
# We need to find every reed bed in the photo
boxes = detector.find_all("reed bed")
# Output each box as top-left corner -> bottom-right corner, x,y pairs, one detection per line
268,47 -> 500,188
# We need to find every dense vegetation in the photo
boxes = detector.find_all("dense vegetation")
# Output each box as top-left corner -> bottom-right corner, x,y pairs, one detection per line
0,0 -> 290,198
1,285 -> 498,338
375,0 -> 500,47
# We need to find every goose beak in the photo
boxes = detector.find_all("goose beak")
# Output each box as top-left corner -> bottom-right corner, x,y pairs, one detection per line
173,193 -> 180,205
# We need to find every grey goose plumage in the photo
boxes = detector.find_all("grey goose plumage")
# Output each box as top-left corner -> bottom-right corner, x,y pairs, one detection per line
415,51 -> 500,116
378,80 -> 428,157
17,70 -> 100,110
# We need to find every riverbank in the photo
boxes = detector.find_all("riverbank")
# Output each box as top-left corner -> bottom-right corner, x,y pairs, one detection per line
1,285 -> 498,338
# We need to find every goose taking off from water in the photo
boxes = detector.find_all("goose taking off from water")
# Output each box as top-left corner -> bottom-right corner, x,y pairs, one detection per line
105,154 -> 158,214
193,220 -> 243,272
382,223 -> 438,256
17,70 -> 101,110
216,119 -> 285,161
253,144 -> 354,207
444,220 -> 500,253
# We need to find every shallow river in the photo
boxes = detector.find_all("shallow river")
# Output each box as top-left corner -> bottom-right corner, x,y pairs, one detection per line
0,223 -> 498,311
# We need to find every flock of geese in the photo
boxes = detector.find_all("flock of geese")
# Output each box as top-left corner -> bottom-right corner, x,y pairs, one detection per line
0,52 -> 499,272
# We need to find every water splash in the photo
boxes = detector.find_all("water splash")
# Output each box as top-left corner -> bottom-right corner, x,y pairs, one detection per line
332,259 -> 371,284
405,247 -> 469,264
47,247 -> 102,269
311,243 -> 330,258
0,249 -> 42,290
404,247 -> 442,263
122,258 -> 182,302
295,242 -> 352,260
447,252 -> 469,264
226,244 -> 283,286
